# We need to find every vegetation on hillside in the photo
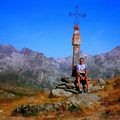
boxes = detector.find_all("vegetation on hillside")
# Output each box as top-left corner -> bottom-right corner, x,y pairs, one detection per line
0,76 -> 119,120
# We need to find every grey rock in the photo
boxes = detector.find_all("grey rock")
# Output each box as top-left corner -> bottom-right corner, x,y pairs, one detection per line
12,104 -> 46,116
43,103 -> 55,111
67,93 -> 101,108
56,85 -> 66,89
52,89 -> 72,97
90,86 -> 101,92
56,82 -> 76,89
97,78 -> 106,86
56,82 -> 67,86
91,85 -> 105,92
90,79 -> 106,91
65,82 -> 76,89
65,88 -> 79,94
12,103 -> 65,116
61,77 -> 76,83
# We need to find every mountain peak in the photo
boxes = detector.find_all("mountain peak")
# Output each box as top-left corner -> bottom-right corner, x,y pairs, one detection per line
21,48 -> 33,55
0,44 -> 18,56
113,45 -> 120,51
0,44 -> 16,49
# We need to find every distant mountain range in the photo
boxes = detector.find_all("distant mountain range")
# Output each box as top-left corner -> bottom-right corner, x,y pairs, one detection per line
0,44 -> 67,89
0,44 -> 120,89
56,46 -> 120,79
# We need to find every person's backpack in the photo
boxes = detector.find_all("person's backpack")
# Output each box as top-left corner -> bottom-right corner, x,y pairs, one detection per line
72,65 -> 77,77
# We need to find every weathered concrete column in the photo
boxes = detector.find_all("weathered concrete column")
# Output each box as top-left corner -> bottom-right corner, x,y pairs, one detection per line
72,25 -> 81,68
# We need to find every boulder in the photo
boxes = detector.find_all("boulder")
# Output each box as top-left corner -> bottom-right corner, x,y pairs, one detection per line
67,93 -> 101,108
97,78 -> 106,86
52,89 -> 72,97
90,78 -> 106,91
90,86 -> 101,92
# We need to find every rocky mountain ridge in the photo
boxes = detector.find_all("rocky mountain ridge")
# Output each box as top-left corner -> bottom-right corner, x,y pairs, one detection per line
0,45 -> 67,89
0,44 -> 120,89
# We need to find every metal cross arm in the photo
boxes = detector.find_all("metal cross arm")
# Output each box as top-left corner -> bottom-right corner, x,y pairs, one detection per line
69,5 -> 86,25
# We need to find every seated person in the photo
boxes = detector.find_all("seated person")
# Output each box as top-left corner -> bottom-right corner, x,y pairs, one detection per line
76,58 -> 90,93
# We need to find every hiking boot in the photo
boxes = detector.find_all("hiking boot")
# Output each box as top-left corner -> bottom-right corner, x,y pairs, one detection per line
86,90 -> 90,93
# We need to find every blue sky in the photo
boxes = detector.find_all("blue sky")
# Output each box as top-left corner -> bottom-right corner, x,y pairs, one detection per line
0,0 -> 120,58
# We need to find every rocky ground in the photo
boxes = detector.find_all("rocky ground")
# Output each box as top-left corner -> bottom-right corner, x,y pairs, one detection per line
0,77 -> 120,120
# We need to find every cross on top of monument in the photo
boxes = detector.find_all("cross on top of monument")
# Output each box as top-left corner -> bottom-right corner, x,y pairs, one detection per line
69,5 -> 86,25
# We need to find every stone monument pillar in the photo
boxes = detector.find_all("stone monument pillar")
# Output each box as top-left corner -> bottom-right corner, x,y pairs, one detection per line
72,24 -> 81,68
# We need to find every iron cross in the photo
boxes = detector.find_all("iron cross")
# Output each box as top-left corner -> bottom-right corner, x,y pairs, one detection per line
69,5 -> 86,25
